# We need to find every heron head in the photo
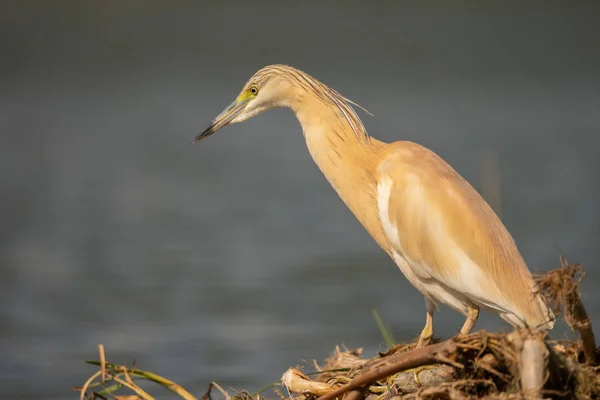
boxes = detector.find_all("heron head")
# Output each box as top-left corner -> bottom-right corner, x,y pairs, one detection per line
191,65 -> 296,145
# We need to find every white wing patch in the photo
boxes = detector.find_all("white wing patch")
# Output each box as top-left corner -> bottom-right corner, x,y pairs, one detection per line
377,175 -> 433,280
376,176 -> 400,247
377,174 -> 513,316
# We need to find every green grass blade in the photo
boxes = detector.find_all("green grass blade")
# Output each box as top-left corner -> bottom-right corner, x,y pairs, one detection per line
372,309 -> 395,349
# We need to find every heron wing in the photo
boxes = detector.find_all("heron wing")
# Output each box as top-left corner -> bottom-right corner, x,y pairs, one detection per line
377,141 -> 539,318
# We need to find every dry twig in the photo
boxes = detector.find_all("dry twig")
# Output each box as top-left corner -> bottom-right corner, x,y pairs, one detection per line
536,255 -> 597,364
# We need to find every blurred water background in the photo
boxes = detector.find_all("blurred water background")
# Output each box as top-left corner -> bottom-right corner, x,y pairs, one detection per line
0,1 -> 599,399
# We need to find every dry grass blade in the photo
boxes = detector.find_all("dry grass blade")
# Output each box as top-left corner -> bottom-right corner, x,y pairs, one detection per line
111,373 -> 154,400
211,381 -> 231,400
79,370 -> 102,400
99,344 -> 106,384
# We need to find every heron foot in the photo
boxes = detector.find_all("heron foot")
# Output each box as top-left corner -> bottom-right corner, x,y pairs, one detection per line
400,365 -> 439,386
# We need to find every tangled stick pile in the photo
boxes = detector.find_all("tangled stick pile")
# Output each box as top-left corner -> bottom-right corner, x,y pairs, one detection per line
282,329 -> 594,400
77,259 -> 599,400
279,257 -> 598,400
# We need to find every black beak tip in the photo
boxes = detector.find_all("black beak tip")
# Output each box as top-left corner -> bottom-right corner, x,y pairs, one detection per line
190,135 -> 206,147
190,125 -> 214,147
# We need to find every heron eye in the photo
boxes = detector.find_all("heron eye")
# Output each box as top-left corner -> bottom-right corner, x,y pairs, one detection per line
249,86 -> 258,95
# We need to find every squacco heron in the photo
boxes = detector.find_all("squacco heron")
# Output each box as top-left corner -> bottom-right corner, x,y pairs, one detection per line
192,65 -> 555,346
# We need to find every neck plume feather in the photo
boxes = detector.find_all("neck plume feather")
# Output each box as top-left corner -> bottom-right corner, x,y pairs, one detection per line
263,65 -> 372,144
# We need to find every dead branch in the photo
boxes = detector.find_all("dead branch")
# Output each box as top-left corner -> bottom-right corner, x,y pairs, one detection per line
315,341 -> 459,400
519,335 -> 548,398
343,390 -> 364,400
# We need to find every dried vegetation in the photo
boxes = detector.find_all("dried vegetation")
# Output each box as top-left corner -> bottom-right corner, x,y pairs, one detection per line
76,257 -> 599,399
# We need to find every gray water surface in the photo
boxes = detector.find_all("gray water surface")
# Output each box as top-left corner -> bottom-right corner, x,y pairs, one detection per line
0,2 -> 599,399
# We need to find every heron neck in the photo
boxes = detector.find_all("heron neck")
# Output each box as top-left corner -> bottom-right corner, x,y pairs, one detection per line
292,99 -> 381,177
291,99 -> 388,247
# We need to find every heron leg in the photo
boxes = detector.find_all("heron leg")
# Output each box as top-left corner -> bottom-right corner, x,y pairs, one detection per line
416,297 -> 435,347
410,299 -> 436,383
459,305 -> 480,336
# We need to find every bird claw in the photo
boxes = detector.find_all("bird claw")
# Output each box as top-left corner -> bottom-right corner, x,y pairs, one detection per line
408,365 -> 438,386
